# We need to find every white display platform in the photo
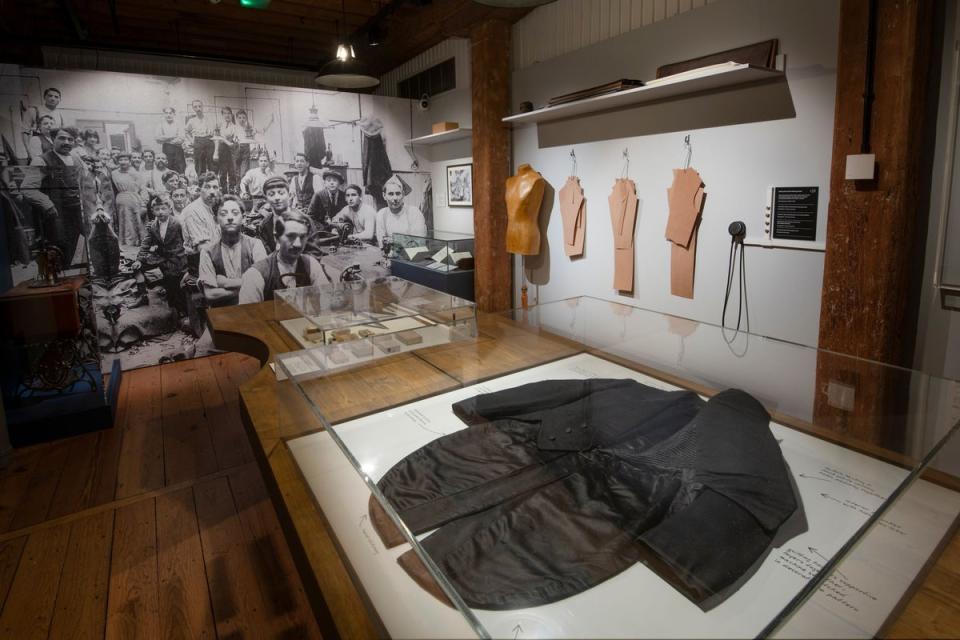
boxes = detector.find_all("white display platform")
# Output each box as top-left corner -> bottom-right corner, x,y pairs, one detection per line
288,354 -> 960,639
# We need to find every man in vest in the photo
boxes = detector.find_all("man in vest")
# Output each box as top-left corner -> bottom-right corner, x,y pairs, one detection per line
199,194 -> 267,307
239,208 -> 330,304
289,152 -> 322,212
26,127 -> 87,263
130,194 -> 187,313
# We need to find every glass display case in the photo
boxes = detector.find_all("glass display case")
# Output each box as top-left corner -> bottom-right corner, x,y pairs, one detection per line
275,297 -> 960,639
388,230 -> 475,301
273,276 -> 477,377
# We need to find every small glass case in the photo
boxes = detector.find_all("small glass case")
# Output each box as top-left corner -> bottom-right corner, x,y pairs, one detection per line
389,230 -> 475,273
273,276 -> 477,378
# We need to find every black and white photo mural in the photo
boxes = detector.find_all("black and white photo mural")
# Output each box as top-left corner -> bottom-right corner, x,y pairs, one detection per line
0,66 -> 432,371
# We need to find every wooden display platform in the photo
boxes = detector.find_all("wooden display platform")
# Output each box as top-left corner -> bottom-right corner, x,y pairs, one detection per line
206,302 -> 960,640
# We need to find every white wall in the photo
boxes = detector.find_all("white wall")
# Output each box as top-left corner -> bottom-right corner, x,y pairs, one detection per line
380,38 -> 475,235
511,0 -> 719,71
510,0 -> 838,348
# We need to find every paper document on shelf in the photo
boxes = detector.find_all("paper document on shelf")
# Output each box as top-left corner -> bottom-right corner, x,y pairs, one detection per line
644,61 -> 740,87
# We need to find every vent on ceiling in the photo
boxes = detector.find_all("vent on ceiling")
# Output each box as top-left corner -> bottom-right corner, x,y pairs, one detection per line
397,58 -> 456,99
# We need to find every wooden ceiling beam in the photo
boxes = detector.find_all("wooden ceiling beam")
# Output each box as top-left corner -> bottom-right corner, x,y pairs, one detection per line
76,2 -> 345,39
121,0 -> 377,29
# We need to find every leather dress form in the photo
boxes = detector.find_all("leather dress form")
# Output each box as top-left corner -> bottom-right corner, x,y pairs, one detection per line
559,176 -> 585,257
665,168 -> 705,298
609,179 -> 638,292
505,164 -> 546,255
369,379 -> 800,611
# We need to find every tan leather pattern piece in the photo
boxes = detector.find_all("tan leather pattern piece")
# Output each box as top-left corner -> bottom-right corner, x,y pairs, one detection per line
665,168 -> 704,248
667,180 -> 705,299
559,176 -> 586,257
609,178 -> 638,292
397,549 -> 455,608
505,164 -> 546,255
368,493 -> 408,549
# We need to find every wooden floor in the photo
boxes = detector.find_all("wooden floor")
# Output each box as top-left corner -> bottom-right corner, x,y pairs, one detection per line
0,353 -> 321,640
0,352 -> 957,639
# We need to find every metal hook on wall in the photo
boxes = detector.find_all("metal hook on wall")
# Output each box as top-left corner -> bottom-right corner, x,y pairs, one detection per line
620,148 -> 630,178
569,148 -> 577,177
682,134 -> 692,170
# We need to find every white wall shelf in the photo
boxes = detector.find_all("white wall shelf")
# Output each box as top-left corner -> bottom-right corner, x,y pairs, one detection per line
407,128 -> 472,145
503,63 -> 785,125
744,237 -> 826,252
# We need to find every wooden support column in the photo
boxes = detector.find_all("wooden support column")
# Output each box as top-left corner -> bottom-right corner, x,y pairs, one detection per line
471,19 -> 513,312
814,0 -> 937,446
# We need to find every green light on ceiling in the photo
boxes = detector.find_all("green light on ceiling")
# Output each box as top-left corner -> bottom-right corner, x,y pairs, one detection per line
239,0 -> 271,8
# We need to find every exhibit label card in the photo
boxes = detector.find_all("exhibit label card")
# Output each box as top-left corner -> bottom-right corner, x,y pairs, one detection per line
772,186 -> 818,241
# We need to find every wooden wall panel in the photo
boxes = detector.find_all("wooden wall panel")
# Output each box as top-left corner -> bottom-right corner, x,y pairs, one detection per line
471,19 -> 513,312
814,0 -> 937,448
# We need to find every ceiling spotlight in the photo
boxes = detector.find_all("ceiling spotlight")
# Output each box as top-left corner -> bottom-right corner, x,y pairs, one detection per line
368,22 -> 387,47
239,0 -> 271,8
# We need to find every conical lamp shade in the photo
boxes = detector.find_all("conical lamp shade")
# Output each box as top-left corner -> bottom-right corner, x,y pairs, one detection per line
316,57 -> 380,89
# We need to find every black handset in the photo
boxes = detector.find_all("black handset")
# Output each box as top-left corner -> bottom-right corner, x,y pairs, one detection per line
728,220 -> 746,241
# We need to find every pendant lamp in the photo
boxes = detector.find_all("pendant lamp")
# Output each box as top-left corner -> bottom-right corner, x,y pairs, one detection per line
315,0 -> 380,89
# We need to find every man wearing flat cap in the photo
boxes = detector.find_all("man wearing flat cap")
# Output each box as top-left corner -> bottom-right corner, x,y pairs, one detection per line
376,174 -> 427,246
307,167 -> 347,228
252,174 -> 292,253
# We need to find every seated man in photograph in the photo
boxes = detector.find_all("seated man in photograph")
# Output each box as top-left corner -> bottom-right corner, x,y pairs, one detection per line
180,170 -> 222,269
256,175 -> 293,253
306,168 -> 346,227
289,152 -> 323,212
331,183 -> 376,243
131,194 -> 187,314
199,194 -> 267,307
239,152 -> 277,202
239,208 -> 330,304
375,174 -> 427,247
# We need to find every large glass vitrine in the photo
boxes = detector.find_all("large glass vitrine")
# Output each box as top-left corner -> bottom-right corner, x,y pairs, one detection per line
274,295 -> 960,639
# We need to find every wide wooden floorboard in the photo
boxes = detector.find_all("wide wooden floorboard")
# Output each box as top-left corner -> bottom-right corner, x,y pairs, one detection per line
7,441 -> 71,531
48,509 -> 115,639
0,447 -> 44,533
195,357 -> 253,472
0,521 -> 71,639
106,499 -> 160,640
160,361 -> 219,486
115,366 -> 164,499
228,464 -> 322,640
0,355 -> 323,639
0,536 -> 26,612
194,474 -> 269,639
156,487 -> 216,640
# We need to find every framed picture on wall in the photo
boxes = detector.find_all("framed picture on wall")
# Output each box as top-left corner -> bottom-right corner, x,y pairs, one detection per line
447,163 -> 473,207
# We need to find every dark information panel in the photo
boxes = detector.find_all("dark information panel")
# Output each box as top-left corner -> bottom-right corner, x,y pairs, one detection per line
772,187 -> 818,241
